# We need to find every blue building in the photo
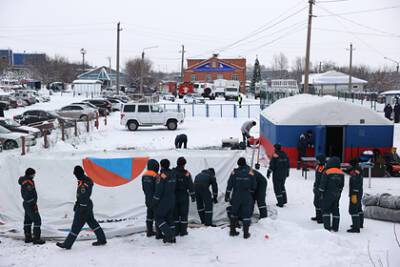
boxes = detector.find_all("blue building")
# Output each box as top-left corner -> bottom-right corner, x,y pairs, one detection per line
77,66 -> 125,87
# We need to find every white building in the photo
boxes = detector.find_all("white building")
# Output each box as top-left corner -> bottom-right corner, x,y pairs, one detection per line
301,71 -> 368,95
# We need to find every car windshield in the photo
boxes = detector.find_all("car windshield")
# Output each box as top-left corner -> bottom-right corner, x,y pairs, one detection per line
4,119 -> 20,127
0,125 -> 11,133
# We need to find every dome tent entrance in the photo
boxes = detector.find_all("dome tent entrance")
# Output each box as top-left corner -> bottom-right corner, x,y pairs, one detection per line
260,94 -> 393,166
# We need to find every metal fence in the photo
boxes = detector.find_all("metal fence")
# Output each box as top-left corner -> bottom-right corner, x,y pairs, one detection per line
160,103 -> 265,118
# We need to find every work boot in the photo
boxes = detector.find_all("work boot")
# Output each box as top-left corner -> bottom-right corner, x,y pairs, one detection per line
347,228 -> 360,233
229,218 -> 239,237
347,215 -> 360,233
24,233 -> 33,243
323,214 -> 331,231
92,240 -> 107,246
146,221 -> 155,237
179,223 -> 188,236
276,203 -> 284,208
33,238 -> 46,245
311,217 -> 318,221
243,225 -> 251,239
56,242 -> 71,250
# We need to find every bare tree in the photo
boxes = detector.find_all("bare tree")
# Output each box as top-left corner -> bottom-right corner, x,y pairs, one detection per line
125,57 -> 153,87
291,56 -> 306,83
271,52 -> 289,79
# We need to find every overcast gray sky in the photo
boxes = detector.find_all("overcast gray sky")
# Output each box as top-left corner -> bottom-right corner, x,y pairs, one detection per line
1,0 -> 399,72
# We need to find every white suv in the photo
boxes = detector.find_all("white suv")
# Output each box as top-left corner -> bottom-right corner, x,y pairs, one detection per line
120,103 -> 184,131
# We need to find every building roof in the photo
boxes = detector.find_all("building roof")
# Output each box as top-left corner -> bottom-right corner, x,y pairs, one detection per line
78,66 -> 125,82
186,56 -> 246,73
261,94 -> 391,126
72,79 -> 102,84
380,90 -> 400,96
301,71 -> 368,85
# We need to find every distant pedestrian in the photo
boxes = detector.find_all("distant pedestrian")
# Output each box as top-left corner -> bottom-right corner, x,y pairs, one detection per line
384,103 -> 393,120
241,120 -> 256,147
238,95 -> 243,108
175,134 -> 188,149
394,102 -> 400,123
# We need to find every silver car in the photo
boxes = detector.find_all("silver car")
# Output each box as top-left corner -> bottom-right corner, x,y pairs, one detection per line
56,105 -> 97,121
0,125 -> 36,150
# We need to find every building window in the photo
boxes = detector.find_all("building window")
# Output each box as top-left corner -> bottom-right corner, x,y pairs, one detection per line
217,74 -> 223,79
232,74 -> 239,80
205,74 -> 212,82
191,75 -> 196,81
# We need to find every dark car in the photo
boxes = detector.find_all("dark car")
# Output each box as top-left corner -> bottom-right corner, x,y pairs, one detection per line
14,110 -> 59,126
83,99 -> 113,113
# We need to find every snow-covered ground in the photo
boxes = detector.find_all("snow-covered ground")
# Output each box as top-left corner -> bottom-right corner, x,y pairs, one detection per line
0,93 -> 398,267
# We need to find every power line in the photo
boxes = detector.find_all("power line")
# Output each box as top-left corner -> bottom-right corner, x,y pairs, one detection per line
318,4 -> 400,17
314,27 -> 400,38
316,4 -> 400,37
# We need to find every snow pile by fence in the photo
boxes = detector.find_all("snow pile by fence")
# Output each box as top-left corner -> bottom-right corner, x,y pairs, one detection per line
363,193 -> 400,222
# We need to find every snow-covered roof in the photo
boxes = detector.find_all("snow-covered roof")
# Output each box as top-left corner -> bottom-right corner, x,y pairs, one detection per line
301,71 -> 368,85
380,90 -> 400,96
261,94 -> 391,126
72,79 -> 102,84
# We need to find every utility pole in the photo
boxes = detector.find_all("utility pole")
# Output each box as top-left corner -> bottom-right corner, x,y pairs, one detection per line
116,22 -> 122,95
179,45 -> 185,83
347,43 -> 355,92
318,61 -> 322,73
80,48 -> 86,72
384,57 -> 400,73
303,0 -> 315,94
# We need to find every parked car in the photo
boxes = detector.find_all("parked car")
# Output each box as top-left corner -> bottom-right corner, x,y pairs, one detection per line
0,118 -> 41,138
105,98 -> 124,111
0,125 -> 36,150
83,99 -> 113,112
162,93 -> 176,102
73,102 -> 109,116
120,103 -> 184,131
56,105 -> 97,121
183,93 -> 206,104
14,110 -> 60,126
0,100 -> 9,111
12,91 -> 37,105
0,94 -> 19,109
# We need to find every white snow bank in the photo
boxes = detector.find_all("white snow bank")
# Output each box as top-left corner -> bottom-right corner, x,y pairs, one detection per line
261,94 -> 392,125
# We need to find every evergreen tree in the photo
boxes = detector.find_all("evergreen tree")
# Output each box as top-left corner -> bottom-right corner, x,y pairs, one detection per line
250,57 -> 261,94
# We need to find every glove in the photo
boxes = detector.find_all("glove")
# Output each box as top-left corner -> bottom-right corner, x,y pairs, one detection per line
191,196 -> 196,203
351,195 -> 358,204
213,197 -> 218,204
267,170 -> 271,179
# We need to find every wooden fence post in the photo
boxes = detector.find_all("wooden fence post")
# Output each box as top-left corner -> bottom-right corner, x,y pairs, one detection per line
21,136 -> 26,155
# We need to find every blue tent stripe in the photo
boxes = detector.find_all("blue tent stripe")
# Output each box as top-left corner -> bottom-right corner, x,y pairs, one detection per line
89,157 -> 133,180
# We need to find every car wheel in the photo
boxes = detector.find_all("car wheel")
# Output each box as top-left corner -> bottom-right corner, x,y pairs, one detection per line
4,140 -> 18,150
80,115 -> 89,121
166,120 -> 177,130
127,120 -> 139,131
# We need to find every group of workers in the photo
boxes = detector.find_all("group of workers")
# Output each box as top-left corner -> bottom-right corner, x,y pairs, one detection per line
311,155 -> 364,233
142,156 -> 269,242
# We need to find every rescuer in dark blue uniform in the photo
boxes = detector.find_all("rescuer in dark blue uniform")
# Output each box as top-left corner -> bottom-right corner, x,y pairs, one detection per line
57,166 -> 107,249
225,157 -> 257,239
267,144 -> 290,207
311,154 -> 326,223
142,159 -> 160,237
194,168 -> 218,226
153,159 -> 177,243
18,168 -> 45,245
253,169 -> 267,219
175,134 -> 188,149
347,158 -> 364,233
319,157 -> 345,232
173,157 -> 196,236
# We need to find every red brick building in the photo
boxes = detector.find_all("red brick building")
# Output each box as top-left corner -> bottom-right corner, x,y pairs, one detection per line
183,54 -> 246,92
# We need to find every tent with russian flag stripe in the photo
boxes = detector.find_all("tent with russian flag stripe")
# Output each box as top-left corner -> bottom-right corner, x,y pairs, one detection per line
260,94 -> 393,167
